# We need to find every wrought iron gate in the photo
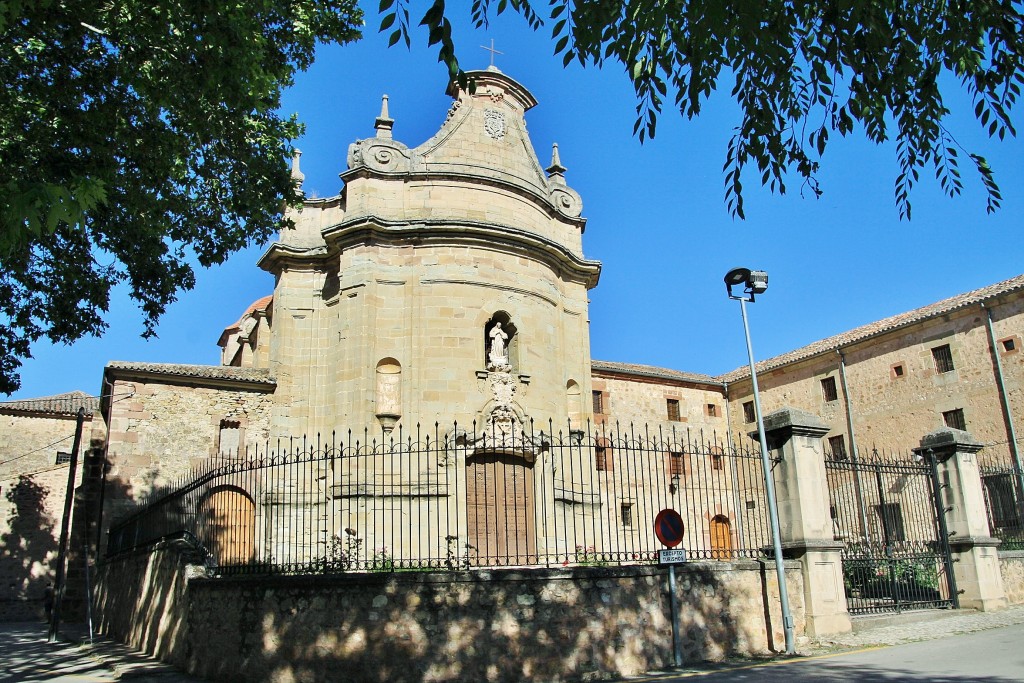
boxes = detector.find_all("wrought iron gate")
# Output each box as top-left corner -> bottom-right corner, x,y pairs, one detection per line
825,450 -> 958,615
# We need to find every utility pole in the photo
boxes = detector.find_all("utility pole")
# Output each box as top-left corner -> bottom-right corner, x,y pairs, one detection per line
48,407 -> 86,643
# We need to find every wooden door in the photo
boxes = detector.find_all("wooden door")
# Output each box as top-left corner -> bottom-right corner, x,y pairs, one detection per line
710,515 -> 732,560
466,452 -> 536,566
200,487 -> 256,565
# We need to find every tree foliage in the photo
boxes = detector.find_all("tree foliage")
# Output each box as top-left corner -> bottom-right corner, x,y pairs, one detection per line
0,0 -> 362,393
381,0 -> 1022,219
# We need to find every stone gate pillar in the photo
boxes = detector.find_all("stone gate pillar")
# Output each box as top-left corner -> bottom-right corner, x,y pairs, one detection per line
758,407 -> 851,637
917,428 -> 1007,611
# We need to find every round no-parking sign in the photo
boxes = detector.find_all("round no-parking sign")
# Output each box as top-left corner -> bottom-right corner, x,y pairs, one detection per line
654,508 -> 685,548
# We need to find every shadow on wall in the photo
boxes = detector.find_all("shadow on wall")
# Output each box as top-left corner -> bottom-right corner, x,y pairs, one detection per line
1,476 -> 58,621
181,561 -> 785,683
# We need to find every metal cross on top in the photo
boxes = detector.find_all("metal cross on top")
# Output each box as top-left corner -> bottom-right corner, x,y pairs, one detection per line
480,39 -> 503,67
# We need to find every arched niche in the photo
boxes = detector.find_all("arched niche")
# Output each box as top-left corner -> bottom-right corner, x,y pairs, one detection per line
566,379 -> 582,425
484,311 -> 519,370
375,358 -> 402,432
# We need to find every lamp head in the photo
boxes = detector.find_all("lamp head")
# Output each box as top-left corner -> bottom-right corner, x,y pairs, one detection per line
724,267 -> 769,301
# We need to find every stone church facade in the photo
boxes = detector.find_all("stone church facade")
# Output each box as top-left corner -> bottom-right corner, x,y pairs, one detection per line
1,68 -> 1022,618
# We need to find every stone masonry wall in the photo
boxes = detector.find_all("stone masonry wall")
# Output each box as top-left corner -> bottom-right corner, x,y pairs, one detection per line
0,465 -> 81,621
99,377 -> 274,554
1000,551 -> 1024,605
725,295 -> 1024,464
95,546 -> 804,683
593,374 -> 727,439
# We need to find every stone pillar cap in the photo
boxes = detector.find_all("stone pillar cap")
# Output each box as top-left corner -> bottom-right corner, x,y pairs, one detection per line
916,427 -> 983,454
749,406 -> 829,441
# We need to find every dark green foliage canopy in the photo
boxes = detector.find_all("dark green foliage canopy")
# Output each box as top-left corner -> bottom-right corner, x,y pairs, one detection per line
383,0 -> 1022,219
0,0 -> 361,393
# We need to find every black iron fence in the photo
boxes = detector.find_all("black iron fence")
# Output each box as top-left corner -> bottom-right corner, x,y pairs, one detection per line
107,420 -> 780,574
980,460 -> 1024,550
824,447 -> 956,615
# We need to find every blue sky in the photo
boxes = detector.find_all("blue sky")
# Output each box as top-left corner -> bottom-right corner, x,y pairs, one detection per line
8,9 -> 1024,401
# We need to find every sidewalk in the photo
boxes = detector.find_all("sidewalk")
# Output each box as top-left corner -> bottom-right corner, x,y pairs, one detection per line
0,622 -> 204,682
808,602 -> 1024,653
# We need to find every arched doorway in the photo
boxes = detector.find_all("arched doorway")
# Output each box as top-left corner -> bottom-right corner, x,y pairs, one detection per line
710,515 -> 733,560
199,486 -> 256,565
465,451 -> 536,566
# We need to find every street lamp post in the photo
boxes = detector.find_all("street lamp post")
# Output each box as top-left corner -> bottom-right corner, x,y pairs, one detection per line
724,267 -> 796,655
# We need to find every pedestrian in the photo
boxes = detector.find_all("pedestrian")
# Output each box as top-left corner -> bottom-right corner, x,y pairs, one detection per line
43,582 -> 54,622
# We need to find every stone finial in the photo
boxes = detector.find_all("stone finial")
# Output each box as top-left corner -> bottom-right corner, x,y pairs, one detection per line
546,143 -> 567,182
290,149 -> 305,187
375,94 -> 394,139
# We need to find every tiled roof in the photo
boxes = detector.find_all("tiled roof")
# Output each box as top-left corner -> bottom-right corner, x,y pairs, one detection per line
591,360 -> 720,386
0,390 -> 100,417
718,273 -> 1024,383
106,361 -> 276,386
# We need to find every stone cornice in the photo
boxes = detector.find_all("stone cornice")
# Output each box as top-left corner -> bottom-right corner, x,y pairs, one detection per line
256,242 -> 335,275
949,535 -> 1002,551
319,215 -> 602,289
338,166 -> 587,232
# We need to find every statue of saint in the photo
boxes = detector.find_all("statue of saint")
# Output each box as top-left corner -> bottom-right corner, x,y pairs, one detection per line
488,322 -> 509,365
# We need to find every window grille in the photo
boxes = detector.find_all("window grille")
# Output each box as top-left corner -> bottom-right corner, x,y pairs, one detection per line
942,408 -> 966,431
669,451 -> 685,477
821,376 -> 838,402
592,390 -> 604,415
827,435 -> 847,460
742,401 -> 755,423
873,503 -> 906,542
620,503 -> 633,527
666,398 -> 681,421
55,452 -> 71,465
932,344 -> 955,373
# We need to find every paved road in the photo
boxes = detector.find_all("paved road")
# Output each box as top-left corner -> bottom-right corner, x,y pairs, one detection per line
634,622 -> 1024,682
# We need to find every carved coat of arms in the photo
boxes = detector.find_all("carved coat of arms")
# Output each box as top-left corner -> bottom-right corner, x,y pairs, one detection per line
483,109 -> 506,140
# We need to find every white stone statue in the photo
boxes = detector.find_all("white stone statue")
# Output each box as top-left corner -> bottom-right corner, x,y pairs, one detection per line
488,322 -> 509,365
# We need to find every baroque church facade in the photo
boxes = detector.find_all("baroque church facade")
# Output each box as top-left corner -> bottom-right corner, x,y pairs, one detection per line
1,68 -> 1022,618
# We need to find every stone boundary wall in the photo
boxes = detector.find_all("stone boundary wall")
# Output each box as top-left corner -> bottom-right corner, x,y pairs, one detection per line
95,546 -> 804,682
999,551 -> 1024,605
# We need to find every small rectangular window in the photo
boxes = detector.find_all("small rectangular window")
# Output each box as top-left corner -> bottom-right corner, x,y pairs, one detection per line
891,363 -> 905,379
592,390 -> 604,415
55,451 -> 71,465
932,344 -> 955,373
742,401 -> 755,423
943,408 -> 966,431
711,452 -> 724,471
820,376 -> 838,402
669,451 -> 685,477
828,435 -> 848,461
595,443 -> 610,471
1001,337 -> 1017,353
706,403 -> 718,418
666,398 -> 681,421
621,503 -> 633,527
